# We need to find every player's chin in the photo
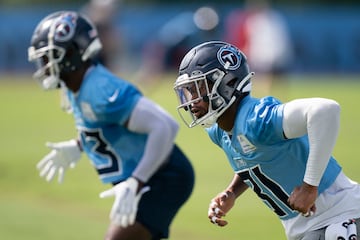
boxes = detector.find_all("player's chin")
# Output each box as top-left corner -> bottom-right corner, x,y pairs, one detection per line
193,111 -> 204,119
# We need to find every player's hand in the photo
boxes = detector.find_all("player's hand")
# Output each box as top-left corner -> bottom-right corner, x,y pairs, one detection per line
208,191 -> 236,227
36,139 -> 82,183
100,177 -> 150,227
288,182 -> 317,217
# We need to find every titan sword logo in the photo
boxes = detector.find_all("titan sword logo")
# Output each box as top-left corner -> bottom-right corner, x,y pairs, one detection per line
217,44 -> 242,70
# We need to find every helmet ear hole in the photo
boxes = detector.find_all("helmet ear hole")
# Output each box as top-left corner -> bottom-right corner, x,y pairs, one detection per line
218,73 -> 238,102
227,77 -> 238,88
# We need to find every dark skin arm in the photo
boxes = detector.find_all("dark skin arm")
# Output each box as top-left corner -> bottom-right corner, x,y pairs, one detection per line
208,174 -> 249,226
288,182 -> 317,216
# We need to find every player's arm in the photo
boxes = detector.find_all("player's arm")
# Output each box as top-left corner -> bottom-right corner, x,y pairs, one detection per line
225,173 -> 249,198
126,96 -> 179,185
283,97 -> 340,215
100,96 -> 178,227
208,174 -> 249,227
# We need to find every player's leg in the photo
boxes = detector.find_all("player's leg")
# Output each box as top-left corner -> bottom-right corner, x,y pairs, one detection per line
104,145 -> 194,240
104,222 -> 152,240
135,144 -> 195,239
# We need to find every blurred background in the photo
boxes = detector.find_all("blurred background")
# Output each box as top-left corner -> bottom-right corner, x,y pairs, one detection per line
0,0 -> 359,239
1,0 -> 360,78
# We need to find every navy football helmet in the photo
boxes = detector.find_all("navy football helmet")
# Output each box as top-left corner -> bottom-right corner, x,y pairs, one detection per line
28,11 -> 102,90
174,41 -> 254,128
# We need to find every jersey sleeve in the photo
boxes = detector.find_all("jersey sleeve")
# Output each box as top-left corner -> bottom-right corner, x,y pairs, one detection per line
248,97 -> 285,145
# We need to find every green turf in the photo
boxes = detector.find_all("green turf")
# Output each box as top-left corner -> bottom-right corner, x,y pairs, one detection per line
0,74 -> 359,239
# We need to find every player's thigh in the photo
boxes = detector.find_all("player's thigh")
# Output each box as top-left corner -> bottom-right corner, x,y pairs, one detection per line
137,148 -> 194,239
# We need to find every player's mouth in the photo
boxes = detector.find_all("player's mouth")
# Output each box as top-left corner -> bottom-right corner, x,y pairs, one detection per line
191,107 -> 204,118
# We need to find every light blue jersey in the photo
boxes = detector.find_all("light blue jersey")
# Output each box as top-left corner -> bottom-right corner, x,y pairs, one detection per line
206,96 -> 341,220
67,64 -> 146,184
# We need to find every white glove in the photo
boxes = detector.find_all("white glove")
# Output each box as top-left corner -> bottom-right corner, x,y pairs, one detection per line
99,177 -> 150,227
36,139 -> 82,183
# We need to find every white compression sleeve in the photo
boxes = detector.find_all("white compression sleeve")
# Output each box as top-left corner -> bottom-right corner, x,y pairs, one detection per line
127,97 -> 179,183
283,98 -> 340,186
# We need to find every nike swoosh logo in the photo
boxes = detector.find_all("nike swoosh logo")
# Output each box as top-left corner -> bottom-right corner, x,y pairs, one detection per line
108,89 -> 119,102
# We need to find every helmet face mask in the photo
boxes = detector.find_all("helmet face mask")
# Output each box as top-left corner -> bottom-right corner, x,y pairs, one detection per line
175,68 -> 227,128
28,11 -> 102,90
28,43 -> 65,89
174,41 -> 254,128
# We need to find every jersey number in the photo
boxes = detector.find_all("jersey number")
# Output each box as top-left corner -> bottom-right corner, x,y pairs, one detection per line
238,165 -> 294,218
82,130 -> 121,175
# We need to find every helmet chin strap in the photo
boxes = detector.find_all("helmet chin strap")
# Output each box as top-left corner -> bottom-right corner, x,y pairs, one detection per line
199,114 -> 219,128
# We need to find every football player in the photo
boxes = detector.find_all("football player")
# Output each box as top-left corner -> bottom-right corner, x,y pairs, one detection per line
28,11 -> 195,240
173,41 -> 360,240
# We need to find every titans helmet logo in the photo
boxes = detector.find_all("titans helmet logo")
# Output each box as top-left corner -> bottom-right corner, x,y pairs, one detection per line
217,44 -> 242,70
53,13 -> 77,42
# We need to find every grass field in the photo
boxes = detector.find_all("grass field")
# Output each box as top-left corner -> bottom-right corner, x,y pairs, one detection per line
1,73 -> 359,240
